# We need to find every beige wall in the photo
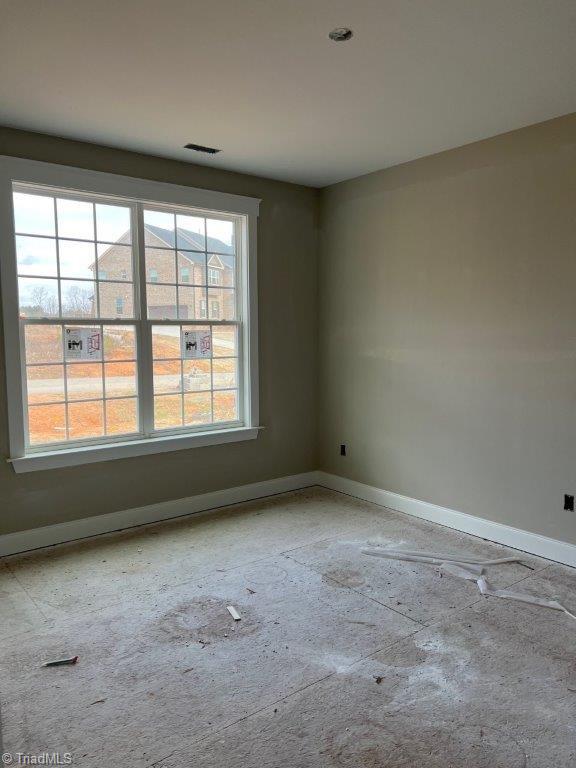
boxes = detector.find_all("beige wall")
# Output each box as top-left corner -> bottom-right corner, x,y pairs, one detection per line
319,113 -> 576,545
0,128 -> 319,535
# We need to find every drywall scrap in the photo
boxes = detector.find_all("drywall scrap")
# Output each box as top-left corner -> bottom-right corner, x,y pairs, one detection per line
362,548 -> 576,622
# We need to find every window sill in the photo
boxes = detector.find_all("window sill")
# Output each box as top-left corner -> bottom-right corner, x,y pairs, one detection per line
8,427 -> 262,473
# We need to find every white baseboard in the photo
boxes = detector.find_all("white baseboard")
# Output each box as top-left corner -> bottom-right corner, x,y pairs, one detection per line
3,469 -> 575,568
316,471 -> 576,568
0,471 -> 320,557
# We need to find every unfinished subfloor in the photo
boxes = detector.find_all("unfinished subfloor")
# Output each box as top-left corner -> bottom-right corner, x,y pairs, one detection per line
1,487 -> 575,767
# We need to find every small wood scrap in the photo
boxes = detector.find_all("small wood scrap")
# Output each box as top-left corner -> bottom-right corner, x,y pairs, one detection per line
227,605 -> 242,621
43,655 -> 79,667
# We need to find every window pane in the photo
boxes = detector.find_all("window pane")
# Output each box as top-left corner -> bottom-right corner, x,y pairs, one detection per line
105,397 -> 138,435
147,284 -> 177,319
97,244 -> 133,281
19,277 -> 59,318
213,358 -> 237,389
66,363 -> 103,401
181,325 -> 211,358
16,236 -> 58,277
212,325 -> 237,357
208,288 -> 236,320
176,215 -> 205,251
57,198 -> 94,240
178,286 -> 206,320
183,359 -> 211,391
184,392 -> 212,426
179,252 -> 206,285
96,203 -> 131,243
13,193 -> 55,236
146,248 -> 175,283
64,325 -> 102,362
206,218 -> 234,253
25,324 -> 63,364
28,403 -> 66,444
103,325 -> 136,360
58,240 -> 96,279
104,361 -> 137,398
68,400 -> 104,439
153,360 -> 182,394
27,365 -> 65,405
152,325 -> 180,358
99,282 -> 134,318
144,209 -> 174,247
61,280 -> 96,318
154,394 -> 182,429
208,254 -> 235,287
213,390 -> 238,422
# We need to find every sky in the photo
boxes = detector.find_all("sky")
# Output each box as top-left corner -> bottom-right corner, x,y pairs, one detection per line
13,192 -> 235,299
13,192 -> 235,247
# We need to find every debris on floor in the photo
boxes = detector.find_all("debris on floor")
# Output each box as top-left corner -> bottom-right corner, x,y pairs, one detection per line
227,605 -> 242,621
43,655 -> 79,667
373,675 -> 383,684
362,547 -> 576,622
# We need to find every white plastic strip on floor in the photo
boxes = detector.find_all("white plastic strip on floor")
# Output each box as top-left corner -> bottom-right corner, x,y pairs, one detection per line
362,547 -> 576,623
375,548 -> 523,566
362,548 -> 522,567
475,576 -> 576,619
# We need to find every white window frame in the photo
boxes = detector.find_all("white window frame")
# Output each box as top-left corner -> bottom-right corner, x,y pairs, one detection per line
0,157 -> 261,472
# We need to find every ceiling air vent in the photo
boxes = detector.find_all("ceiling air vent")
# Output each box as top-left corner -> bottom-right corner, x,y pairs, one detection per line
184,143 -> 221,154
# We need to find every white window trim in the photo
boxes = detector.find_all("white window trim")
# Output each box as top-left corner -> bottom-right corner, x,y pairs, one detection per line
0,156 -> 261,472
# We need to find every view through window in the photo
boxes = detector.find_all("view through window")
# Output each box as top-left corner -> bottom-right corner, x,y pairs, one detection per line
13,185 -> 243,449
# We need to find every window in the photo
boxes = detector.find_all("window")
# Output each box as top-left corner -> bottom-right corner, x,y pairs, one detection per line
0,158 -> 260,471
208,267 -> 221,285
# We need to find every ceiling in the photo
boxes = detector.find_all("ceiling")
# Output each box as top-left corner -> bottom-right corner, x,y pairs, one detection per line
1,0 -> 576,187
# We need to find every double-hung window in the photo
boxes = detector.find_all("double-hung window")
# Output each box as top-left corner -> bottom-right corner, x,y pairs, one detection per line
0,158 -> 260,472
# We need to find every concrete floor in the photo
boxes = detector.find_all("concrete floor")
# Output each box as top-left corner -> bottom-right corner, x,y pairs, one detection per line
0,487 -> 575,767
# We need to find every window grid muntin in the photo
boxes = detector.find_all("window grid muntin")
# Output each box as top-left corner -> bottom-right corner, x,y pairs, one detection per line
14,184 -> 246,452
150,320 -> 241,433
23,319 -> 140,447
143,204 -> 236,323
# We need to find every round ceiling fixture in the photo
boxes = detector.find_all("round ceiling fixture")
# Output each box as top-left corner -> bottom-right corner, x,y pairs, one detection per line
329,27 -> 353,42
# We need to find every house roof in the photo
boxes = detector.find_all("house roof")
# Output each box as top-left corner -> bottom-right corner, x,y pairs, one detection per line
95,224 -> 235,269
146,224 -> 234,267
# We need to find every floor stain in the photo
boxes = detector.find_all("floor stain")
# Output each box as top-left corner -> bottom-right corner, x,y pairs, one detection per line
154,597 -> 259,644
323,568 -> 366,589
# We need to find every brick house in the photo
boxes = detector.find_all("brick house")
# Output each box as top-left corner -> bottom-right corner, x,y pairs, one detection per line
94,223 -> 235,319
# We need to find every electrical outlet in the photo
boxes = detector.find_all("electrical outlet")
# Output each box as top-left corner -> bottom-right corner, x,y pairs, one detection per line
564,494 -> 574,511
340,444 -> 346,457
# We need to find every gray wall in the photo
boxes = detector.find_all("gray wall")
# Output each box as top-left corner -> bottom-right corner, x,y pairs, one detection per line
319,113 -> 576,545
0,128 -> 319,535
